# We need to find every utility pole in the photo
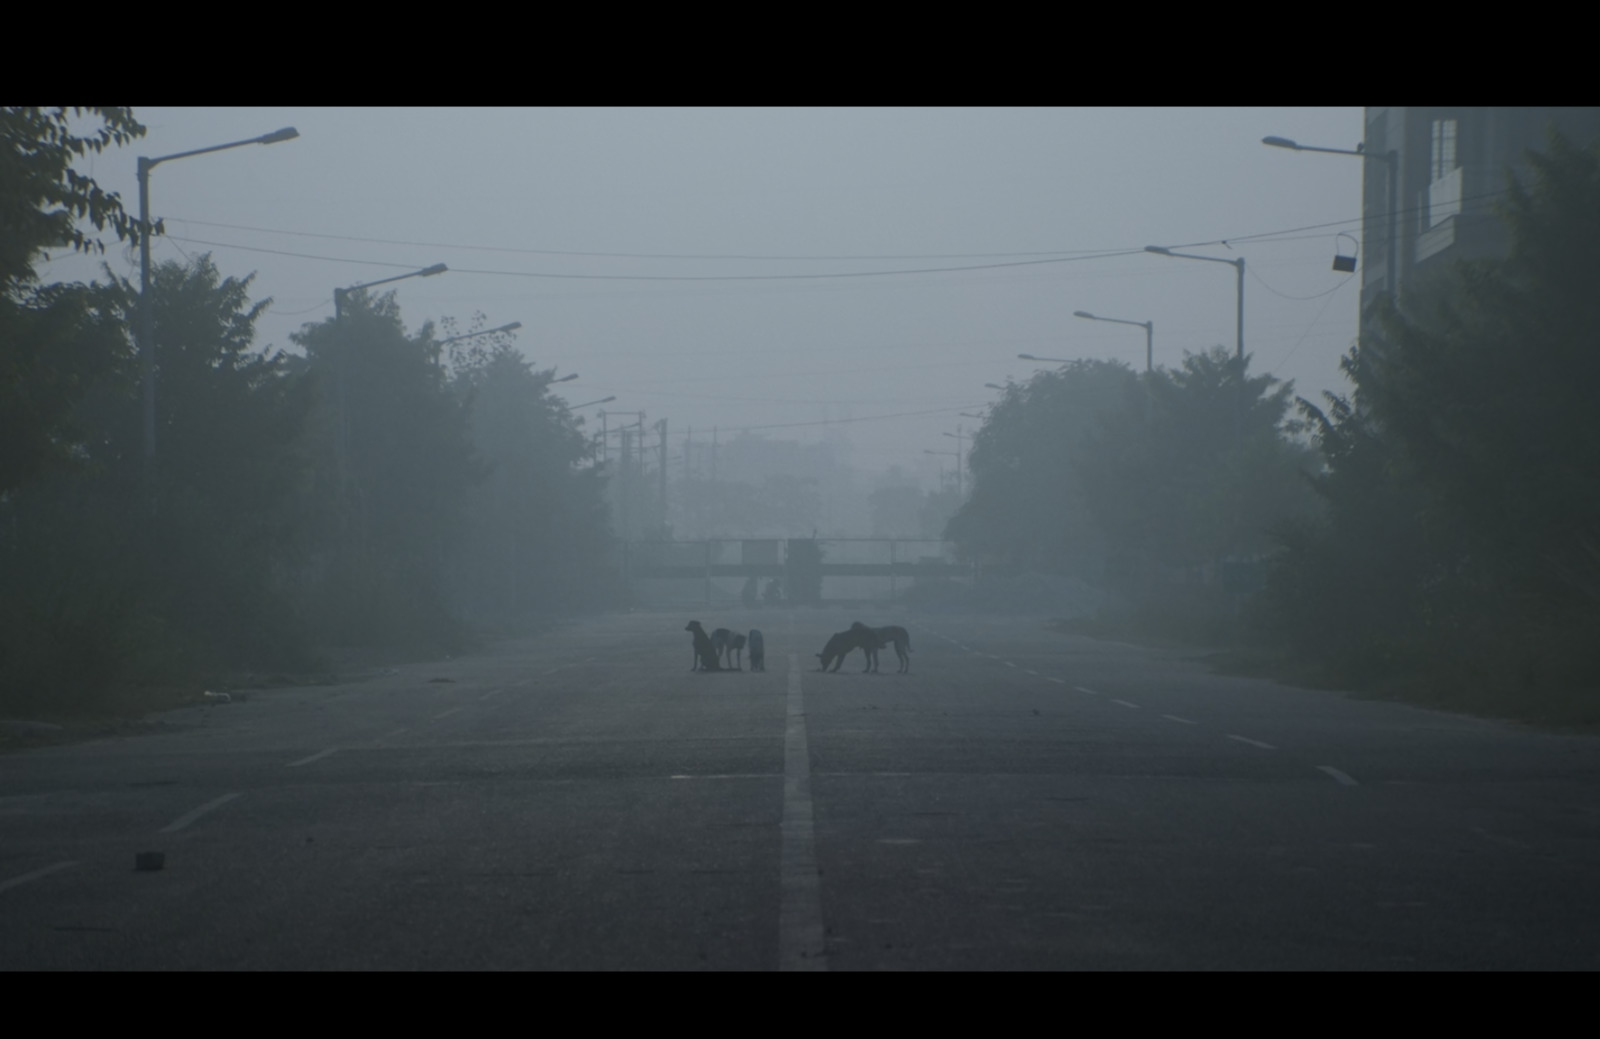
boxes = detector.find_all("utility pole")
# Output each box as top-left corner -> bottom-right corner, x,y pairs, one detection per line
657,418 -> 668,537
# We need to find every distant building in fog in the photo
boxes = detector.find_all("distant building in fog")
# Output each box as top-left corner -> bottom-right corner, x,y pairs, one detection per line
1360,107 -> 1600,333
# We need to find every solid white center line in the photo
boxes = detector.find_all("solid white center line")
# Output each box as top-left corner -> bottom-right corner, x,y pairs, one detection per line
779,650 -> 827,972
434,706 -> 464,720
1111,699 -> 1140,709
160,792 -> 241,833
1074,686 -> 1100,696
1162,714 -> 1198,725
1317,765 -> 1359,786
1228,734 -> 1277,750
286,747 -> 338,767
0,860 -> 77,896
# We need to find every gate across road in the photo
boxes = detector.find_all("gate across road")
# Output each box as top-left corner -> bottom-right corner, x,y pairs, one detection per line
623,538 -> 969,604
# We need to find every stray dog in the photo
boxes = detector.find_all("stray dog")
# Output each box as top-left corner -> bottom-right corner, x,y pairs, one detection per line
710,628 -> 734,669
850,621 -> 912,674
817,626 -> 876,672
727,631 -> 747,670
686,621 -> 722,672
748,630 -> 765,671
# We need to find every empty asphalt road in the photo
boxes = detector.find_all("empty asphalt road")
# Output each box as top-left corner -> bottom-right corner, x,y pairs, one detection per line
4,609 -> 1599,970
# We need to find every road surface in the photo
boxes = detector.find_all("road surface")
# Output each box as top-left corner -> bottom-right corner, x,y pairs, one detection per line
4,609 -> 1599,969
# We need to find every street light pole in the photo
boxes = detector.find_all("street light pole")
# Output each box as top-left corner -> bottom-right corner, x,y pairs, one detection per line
138,127 -> 299,476
1145,245 -> 1247,438
1073,310 -> 1153,373
1262,135 -> 1399,302
435,321 -> 523,347
942,428 -> 966,497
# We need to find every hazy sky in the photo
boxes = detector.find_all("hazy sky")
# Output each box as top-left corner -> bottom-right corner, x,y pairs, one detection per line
45,107 -> 1368,482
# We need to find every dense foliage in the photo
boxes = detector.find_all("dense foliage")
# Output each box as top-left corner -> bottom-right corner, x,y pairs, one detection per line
947,352 -> 1317,634
0,109 -> 616,714
1260,131 -> 1600,700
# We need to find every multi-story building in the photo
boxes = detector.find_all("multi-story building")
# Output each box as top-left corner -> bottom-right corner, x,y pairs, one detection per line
1359,107 -> 1600,332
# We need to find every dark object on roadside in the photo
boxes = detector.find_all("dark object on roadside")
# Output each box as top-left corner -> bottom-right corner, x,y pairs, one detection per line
748,630 -> 765,671
850,622 -> 912,674
686,621 -> 722,672
135,852 -> 165,872
764,579 -> 782,605
727,631 -> 747,670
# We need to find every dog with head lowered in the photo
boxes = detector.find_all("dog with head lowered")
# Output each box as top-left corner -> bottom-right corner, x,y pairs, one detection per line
817,625 -> 877,672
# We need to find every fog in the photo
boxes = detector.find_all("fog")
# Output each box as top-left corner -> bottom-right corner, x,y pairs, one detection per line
40,106 -> 1363,498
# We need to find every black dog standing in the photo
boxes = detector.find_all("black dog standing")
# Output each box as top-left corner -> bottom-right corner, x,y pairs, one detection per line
685,620 -> 722,672
748,629 -> 765,672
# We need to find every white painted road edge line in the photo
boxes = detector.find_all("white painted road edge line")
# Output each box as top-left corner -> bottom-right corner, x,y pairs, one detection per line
1111,699 -> 1141,709
160,792 -> 242,834
1227,734 -> 1277,750
1317,765 -> 1359,786
286,747 -> 338,767
779,650 -> 828,972
1074,686 -> 1100,696
1162,714 -> 1198,725
0,860 -> 77,896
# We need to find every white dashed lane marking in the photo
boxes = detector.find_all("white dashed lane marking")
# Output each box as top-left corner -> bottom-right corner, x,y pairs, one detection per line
1227,734 -> 1276,750
1317,765 -> 1359,786
1162,714 -> 1198,725
0,861 -> 77,896
1111,699 -> 1140,709
160,793 -> 241,833
1074,686 -> 1100,696
286,747 -> 338,767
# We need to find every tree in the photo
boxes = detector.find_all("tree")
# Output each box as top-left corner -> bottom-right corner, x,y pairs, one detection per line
1,107 -> 151,495
947,360 -> 1139,575
1073,347 -> 1314,584
1262,129 -> 1600,688
448,337 -> 614,616
1360,130 -> 1600,612
292,291 -> 479,646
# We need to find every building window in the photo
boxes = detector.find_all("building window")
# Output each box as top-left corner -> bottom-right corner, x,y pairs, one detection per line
1420,117 -> 1463,231
1430,118 -> 1458,181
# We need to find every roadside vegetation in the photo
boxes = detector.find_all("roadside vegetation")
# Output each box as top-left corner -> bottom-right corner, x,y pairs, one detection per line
0,108 -> 615,721
948,131 -> 1600,726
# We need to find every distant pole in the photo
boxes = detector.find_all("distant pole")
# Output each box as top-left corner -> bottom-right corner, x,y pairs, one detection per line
137,158 -> 155,477
658,417 -> 668,536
